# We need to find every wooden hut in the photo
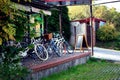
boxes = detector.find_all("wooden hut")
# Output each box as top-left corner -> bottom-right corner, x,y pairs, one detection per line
70,17 -> 106,47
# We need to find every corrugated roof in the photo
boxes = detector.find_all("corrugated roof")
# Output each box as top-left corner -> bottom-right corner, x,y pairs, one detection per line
71,17 -> 106,23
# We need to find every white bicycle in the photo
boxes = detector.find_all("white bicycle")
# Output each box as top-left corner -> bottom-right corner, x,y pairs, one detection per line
13,38 -> 49,61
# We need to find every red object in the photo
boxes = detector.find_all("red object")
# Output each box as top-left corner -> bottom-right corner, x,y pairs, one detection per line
45,0 -> 87,2
72,17 -> 106,23
44,33 -> 53,40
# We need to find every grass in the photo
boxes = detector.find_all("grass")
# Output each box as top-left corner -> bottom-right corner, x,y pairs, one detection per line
41,58 -> 120,80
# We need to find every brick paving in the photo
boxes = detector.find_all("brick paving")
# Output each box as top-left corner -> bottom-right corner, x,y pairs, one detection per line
21,52 -> 86,69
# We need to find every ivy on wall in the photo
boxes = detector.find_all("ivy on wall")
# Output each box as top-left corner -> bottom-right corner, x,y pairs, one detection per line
47,6 -> 71,41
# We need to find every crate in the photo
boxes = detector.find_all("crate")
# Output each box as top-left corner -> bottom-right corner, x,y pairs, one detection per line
44,33 -> 53,40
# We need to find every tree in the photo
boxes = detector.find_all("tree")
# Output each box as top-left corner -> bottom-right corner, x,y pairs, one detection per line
93,6 -> 108,19
67,5 -> 90,20
68,4 -> 120,32
93,6 -> 120,32
108,8 -> 120,31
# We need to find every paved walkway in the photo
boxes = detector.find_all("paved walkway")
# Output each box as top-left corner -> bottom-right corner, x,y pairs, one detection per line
92,47 -> 120,62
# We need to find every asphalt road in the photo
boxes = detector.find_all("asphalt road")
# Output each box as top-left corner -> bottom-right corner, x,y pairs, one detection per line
92,47 -> 120,61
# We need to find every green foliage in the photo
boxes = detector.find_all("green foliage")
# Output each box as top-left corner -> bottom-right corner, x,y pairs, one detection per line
0,1 -> 39,79
0,10 -> 43,43
0,46 -> 29,80
47,7 -> 71,40
96,23 -> 118,41
0,0 -> 11,15
0,10 -> 14,44
61,7 -> 71,40
93,6 -> 120,32
114,36 -> 120,50
13,11 -> 43,40
93,6 -> 108,19
110,12 -> 120,31
68,5 -> 90,20
47,10 -> 59,32
0,0 -> 37,44
114,42 -> 120,50
30,13 -> 44,37
68,4 -> 120,33
12,10 -> 28,41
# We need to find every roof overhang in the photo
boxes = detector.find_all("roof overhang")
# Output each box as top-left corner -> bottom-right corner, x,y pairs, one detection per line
13,3 -> 51,15
11,0 -> 52,15
45,0 -> 91,6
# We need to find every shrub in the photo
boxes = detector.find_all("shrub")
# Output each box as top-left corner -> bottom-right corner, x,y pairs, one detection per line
96,23 -> 118,41
0,46 -> 29,80
114,35 -> 120,50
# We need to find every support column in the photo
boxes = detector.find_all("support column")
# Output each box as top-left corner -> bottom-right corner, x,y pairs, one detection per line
89,0 -> 94,55
27,14 -> 31,44
59,8 -> 62,34
44,16 -> 48,34
74,26 -> 76,49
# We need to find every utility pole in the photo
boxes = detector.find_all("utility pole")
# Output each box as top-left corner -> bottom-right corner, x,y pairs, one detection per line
89,0 -> 94,56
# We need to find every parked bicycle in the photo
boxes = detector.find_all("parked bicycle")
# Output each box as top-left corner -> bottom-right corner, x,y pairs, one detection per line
53,32 -> 74,55
6,38 -> 49,61
40,33 -> 62,57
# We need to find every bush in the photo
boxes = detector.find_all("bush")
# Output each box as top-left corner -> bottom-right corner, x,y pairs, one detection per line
96,23 -> 118,41
114,35 -> 120,50
0,46 -> 29,80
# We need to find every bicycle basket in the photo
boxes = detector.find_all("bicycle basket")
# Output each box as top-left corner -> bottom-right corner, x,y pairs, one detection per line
44,33 -> 53,40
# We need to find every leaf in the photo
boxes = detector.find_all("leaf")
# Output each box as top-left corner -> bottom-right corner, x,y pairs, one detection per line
0,37 -> 2,45
9,35 -> 15,41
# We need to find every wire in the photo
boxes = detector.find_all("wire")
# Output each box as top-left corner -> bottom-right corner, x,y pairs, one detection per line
93,0 -> 120,5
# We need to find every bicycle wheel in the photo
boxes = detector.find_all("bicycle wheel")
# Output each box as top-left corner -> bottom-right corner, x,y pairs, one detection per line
45,43 -> 53,59
53,42 -> 65,57
17,42 -> 28,57
58,42 -> 67,56
34,44 -> 48,61
65,41 -> 74,54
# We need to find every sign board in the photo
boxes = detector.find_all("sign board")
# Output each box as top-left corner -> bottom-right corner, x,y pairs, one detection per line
75,35 -> 83,49
45,0 -> 91,6
82,35 -> 88,49
75,35 -> 88,50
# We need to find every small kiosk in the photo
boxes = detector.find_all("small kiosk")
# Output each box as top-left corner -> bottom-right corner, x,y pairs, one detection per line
70,17 -> 106,48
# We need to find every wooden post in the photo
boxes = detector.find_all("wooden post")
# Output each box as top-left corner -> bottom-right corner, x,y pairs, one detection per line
44,16 -> 48,34
74,26 -> 76,49
59,8 -> 62,34
89,0 -> 94,55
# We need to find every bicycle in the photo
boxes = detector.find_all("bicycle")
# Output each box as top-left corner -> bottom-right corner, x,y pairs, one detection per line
7,38 -> 49,61
39,33 -> 63,57
53,32 -> 74,55
34,36 -> 54,59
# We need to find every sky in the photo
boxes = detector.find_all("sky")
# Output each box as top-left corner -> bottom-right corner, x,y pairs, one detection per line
94,0 -> 120,12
